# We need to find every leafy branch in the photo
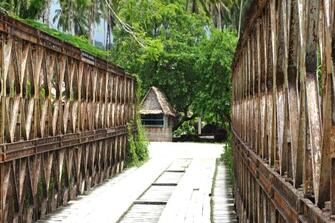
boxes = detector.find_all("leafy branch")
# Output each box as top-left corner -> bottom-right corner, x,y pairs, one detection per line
104,0 -> 145,47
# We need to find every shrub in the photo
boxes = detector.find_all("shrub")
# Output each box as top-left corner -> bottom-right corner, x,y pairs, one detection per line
221,132 -> 234,182
126,74 -> 149,167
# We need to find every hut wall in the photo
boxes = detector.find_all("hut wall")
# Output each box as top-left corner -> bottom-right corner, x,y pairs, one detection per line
145,127 -> 173,142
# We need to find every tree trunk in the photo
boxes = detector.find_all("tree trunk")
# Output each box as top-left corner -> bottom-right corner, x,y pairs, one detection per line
88,22 -> 95,44
70,17 -> 75,35
217,4 -> 222,31
106,14 -> 116,49
238,0 -> 244,38
69,0 -> 75,35
88,4 -> 95,44
198,117 -> 202,135
41,0 -> 51,26
192,0 -> 197,13
211,4 -> 216,27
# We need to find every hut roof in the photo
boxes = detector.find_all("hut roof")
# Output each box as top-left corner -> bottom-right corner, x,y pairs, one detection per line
140,86 -> 176,117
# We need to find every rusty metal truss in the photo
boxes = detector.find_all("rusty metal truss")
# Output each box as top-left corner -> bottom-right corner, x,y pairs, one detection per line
0,13 -> 136,223
232,0 -> 335,222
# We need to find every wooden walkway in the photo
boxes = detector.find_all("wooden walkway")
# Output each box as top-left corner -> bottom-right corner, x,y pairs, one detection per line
211,162 -> 238,223
119,159 -> 191,223
36,143 -> 236,223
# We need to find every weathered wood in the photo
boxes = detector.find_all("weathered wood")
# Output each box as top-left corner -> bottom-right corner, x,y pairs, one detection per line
330,156 -> 335,217
0,13 -> 136,223
211,163 -> 238,223
232,0 -> 335,222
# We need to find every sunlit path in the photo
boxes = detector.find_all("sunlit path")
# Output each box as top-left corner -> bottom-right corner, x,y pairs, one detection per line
36,143 -> 233,223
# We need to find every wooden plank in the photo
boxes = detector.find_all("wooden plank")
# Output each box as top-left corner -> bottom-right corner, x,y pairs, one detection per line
233,130 -> 331,222
212,163 -> 238,223
331,156 -> 335,215
120,204 -> 165,223
137,186 -> 175,203
154,172 -> 184,185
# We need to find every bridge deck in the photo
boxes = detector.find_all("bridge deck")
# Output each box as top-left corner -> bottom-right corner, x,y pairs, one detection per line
212,162 -> 238,223
36,143 -> 233,223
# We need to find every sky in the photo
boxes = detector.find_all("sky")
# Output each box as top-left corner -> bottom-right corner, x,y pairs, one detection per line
49,0 -> 107,46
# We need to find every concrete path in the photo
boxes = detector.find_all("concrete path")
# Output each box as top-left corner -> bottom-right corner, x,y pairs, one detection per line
37,143 -> 225,223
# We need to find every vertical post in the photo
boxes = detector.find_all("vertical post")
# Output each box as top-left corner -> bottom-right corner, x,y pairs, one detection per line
331,155 -> 335,216
0,163 -> 2,223
198,117 -> 201,135
0,164 -> 9,223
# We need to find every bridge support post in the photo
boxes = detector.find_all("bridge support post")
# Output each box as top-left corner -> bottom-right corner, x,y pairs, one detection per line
0,163 -> 2,223
331,156 -> 335,217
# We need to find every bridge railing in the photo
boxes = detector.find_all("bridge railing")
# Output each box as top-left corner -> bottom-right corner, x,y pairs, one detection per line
232,0 -> 335,222
0,13 -> 136,223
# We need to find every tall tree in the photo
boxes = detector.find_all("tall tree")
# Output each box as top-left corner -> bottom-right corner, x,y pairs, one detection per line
193,29 -> 237,127
185,0 -> 251,33
111,0 -> 237,129
112,0 -> 207,122
40,0 -> 51,25
87,0 -> 105,43
185,0 -> 232,30
53,0 -> 89,35
0,0 -> 47,19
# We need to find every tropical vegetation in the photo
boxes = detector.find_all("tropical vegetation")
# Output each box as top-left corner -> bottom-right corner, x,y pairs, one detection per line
0,0 -> 248,165
0,0 -> 251,40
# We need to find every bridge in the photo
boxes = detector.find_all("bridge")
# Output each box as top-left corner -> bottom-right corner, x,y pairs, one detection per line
0,13 -> 237,223
232,0 -> 335,222
1,0 -> 335,222
0,12 -> 135,222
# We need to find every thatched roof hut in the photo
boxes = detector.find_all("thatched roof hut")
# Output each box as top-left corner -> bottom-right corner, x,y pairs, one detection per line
140,86 -> 176,117
140,86 -> 176,142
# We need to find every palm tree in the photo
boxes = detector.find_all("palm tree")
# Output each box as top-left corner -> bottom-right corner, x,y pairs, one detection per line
53,0 -> 89,35
185,0 -> 232,30
55,0 -> 111,43
40,0 -> 51,25
1,0 -> 47,19
185,0 -> 249,34
87,0 -> 106,44
209,0 -> 233,30
103,0 -> 122,48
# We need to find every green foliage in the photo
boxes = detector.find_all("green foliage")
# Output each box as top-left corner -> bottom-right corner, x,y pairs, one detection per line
54,0 -> 89,35
185,0 -> 254,36
0,0 -> 47,19
221,132 -> 234,181
126,74 -> 149,167
126,116 -> 149,167
126,123 -> 139,166
5,1 -> 238,132
111,0 -> 237,130
134,117 -> 149,162
14,17 -> 111,59
112,0 -> 208,113
9,14 -> 148,168
193,29 -> 237,127
53,0 -> 104,36
173,120 -> 196,137
4,0 -> 239,169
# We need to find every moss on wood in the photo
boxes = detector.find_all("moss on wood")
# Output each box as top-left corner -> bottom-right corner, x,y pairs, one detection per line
10,14 -> 111,60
